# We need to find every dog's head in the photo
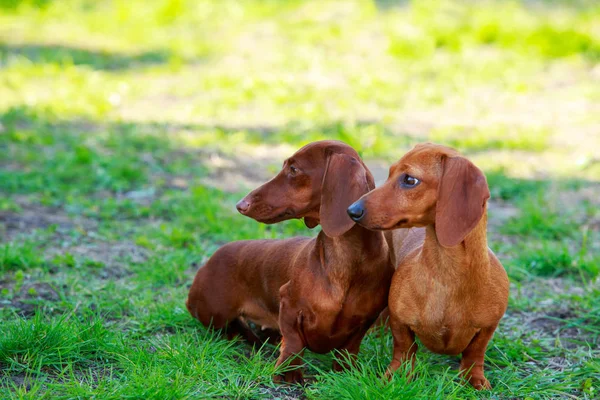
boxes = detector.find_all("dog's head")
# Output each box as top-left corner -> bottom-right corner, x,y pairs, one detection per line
347,143 -> 489,247
237,140 -> 374,237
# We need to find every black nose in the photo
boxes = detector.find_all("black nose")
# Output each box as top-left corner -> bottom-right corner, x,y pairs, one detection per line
347,201 -> 365,222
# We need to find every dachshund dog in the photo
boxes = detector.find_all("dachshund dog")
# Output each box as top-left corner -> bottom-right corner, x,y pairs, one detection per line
187,140 -> 393,383
347,143 -> 509,390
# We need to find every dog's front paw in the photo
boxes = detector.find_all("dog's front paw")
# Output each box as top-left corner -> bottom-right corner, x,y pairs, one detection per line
383,359 -> 415,383
382,368 -> 395,382
468,375 -> 491,390
273,370 -> 304,385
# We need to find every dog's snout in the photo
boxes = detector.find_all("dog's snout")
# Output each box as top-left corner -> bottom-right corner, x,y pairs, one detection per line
236,199 -> 250,213
347,201 -> 365,222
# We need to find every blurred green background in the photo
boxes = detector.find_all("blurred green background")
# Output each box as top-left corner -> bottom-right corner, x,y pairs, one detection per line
0,1 -> 599,398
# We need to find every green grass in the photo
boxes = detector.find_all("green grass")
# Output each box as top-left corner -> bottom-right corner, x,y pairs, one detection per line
430,125 -> 551,153
0,312 -> 113,373
0,242 -> 44,272
501,192 -> 579,240
505,239 -> 600,280
486,169 -> 549,201
1,0 -> 599,398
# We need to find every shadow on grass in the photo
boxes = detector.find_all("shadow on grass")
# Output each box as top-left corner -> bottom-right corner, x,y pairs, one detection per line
0,105 -> 599,204
1,105 -> 599,191
0,43 -> 170,71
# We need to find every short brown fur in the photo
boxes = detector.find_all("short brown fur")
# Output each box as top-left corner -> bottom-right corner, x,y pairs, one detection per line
186,140 -> 393,383
350,143 -> 509,390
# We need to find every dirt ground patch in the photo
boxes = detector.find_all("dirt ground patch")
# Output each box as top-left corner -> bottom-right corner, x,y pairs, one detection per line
45,241 -> 148,279
0,281 -> 61,317
515,310 -> 585,348
487,200 -> 520,230
0,364 -> 115,393
179,147 -> 396,193
195,145 -> 293,193
0,201 -> 97,242
513,277 -> 587,300
504,278 -> 596,353
0,372 -> 37,392
257,384 -> 306,400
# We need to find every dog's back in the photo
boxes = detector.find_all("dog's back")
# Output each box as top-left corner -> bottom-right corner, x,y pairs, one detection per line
186,237 -> 312,332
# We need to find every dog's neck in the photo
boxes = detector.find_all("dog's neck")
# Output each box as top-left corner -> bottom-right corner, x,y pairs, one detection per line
422,212 -> 490,284
316,223 -> 388,284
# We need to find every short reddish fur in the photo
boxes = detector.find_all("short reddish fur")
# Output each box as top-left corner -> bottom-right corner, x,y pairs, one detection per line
351,143 -> 509,390
186,140 -> 393,383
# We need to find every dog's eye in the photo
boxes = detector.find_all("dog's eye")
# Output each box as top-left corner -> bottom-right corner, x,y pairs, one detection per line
401,174 -> 420,188
290,165 -> 298,175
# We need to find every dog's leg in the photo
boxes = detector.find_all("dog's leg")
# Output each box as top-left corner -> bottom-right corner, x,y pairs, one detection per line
460,325 -> 496,390
256,327 -> 282,344
385,317 -> 417,380
372,308 -> 390,331
273,284 -> 305,384
332,325 -> 370,372
273,317 -> 305,384
224,318 -> 262,345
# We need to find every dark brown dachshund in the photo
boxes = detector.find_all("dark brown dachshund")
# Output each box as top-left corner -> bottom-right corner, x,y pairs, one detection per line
347,143 -> 509,390
186,140 -> 393,383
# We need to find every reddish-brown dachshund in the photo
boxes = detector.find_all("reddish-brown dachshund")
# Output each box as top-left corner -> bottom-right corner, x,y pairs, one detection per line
347,143 -> 509,390
186,140 -> 393,383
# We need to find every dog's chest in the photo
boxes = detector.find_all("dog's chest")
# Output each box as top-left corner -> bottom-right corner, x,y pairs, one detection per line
340,287 -> 385,322
396,280 -> 488,354
311,282 -> 386,325
415,322 -> 479,355
299,282 -> 387,352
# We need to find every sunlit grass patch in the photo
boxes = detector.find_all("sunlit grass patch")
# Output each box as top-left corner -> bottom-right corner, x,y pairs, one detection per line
431,124 -> 550,153
386,1 -> 600,61
225,122 -> 413,159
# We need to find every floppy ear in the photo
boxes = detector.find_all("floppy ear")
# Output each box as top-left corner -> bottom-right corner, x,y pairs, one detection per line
320,153 -> 370,237
435,156 -> 490,247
